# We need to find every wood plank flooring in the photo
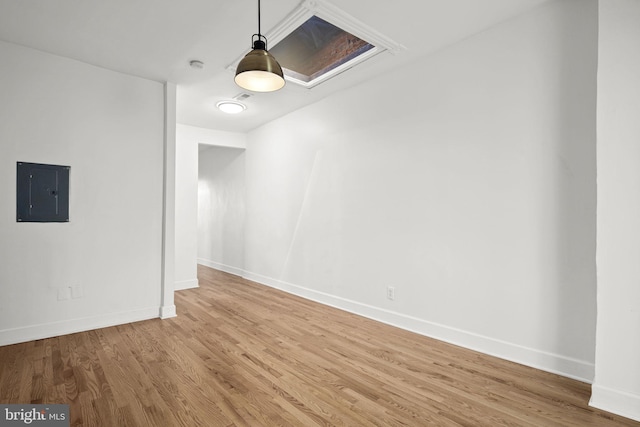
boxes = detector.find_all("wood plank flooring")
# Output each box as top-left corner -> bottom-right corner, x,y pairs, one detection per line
0,264 -> 637,426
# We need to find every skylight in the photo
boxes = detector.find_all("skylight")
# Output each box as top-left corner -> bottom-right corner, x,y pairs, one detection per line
229,0 -> 404,90
269,15 -> 375,87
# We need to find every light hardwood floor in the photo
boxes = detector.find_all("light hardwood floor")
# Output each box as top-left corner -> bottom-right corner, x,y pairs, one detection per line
0,265 -> 637,426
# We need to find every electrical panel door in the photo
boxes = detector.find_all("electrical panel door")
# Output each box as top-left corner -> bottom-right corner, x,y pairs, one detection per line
16,162 -> 70,222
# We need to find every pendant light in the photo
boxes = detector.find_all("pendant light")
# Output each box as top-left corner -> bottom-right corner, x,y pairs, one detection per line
235,0 -> 285,92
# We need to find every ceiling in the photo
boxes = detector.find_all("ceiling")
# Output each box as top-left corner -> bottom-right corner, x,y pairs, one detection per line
0,0 -> 551,133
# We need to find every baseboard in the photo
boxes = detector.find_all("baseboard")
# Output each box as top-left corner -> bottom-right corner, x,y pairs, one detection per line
197,258 -> 244,277
0,307 -> 160,347
175,279 -> 199,291
160,304 -> 177,319
590,384 -> 640,422
242,270 -> 595,384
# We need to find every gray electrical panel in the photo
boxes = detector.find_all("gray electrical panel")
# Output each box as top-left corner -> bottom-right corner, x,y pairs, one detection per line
16,162 -> 70,222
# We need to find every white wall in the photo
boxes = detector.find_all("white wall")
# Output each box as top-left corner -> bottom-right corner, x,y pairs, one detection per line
161,83 -> 177,319
177,124 -> 247,150
243,0 -> 598,381
0,40 -> 166,345
590,0 -> 640,421
175,125 -> 200,290
197,146 -> 246,276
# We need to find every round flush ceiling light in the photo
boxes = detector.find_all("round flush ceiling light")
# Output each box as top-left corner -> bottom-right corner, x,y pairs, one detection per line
216,101 -> 246,114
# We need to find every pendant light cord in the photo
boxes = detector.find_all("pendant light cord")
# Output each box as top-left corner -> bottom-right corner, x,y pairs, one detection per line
258,0 -> 261,37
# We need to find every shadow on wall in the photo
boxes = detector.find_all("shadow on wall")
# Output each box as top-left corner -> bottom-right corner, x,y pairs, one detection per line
547,0 -> 597,375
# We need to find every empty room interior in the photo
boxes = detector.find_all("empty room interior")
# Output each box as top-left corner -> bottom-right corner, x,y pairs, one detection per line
1,0 -> 639,425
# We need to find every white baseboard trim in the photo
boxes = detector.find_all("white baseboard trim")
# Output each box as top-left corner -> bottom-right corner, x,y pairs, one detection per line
160,304 -> 177,319
197,258 -> 244,277
590,384 -> 640,422
241,270 -> 595,384
0,307 -> 160,347
175,279 -> 199,291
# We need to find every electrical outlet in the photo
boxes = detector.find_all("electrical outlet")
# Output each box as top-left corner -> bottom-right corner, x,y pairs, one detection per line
387,286 -> 395,301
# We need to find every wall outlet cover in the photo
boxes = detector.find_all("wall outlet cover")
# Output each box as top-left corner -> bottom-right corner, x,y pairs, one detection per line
387,286 -> 395,300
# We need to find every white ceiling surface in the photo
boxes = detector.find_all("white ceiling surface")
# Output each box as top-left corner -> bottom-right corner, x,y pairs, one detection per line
0,0 -> 551,133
